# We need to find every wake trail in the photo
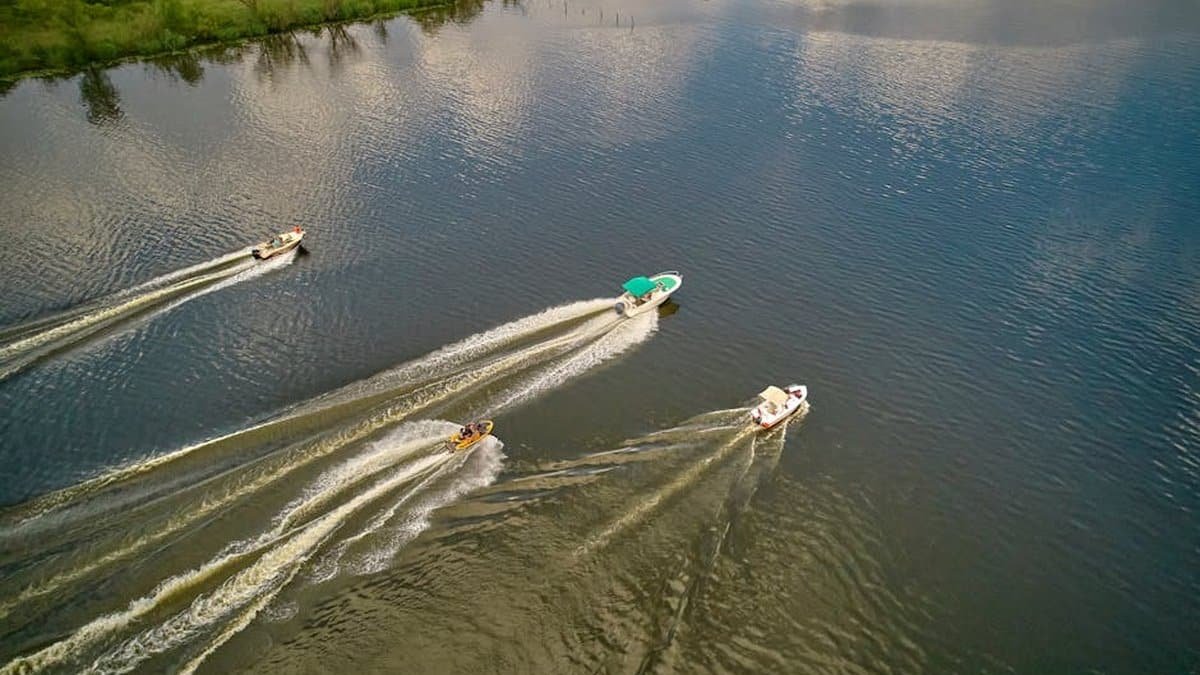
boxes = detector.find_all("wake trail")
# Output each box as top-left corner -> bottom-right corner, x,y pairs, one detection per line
637,419 -> 799,673
482,310 -> 656,415
0,248 -> 292,382
487,408 -> 747,509
177,439 -> 505,675
0,250 -> 248,344
0,300 -> 656,632
0,298 -> 612,532
0,249 -> 250,360
341,439 -> 506,577
575,422 -> 757,559
296,299 -> 617,414
101,439 -> 506,675
1,423 -> 456,675
0,417 -> 446,624
0,348 -> 526,619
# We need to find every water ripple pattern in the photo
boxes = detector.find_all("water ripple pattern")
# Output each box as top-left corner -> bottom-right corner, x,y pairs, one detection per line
0,0 -> 1197,671
0,300 -> 657,671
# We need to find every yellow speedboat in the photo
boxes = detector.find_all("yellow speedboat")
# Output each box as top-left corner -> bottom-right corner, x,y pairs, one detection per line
447,420 -> 494,451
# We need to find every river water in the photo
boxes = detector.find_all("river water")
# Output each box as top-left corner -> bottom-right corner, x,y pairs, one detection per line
0,0 -> 1198,672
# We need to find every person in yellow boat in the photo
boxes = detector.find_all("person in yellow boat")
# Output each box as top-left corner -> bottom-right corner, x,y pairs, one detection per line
461,423 -> 485,440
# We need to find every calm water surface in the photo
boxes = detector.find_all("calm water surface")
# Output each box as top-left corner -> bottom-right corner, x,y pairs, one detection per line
0,0 -> 1198,672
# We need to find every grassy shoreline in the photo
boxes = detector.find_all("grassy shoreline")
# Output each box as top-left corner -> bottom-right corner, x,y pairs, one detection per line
0,0 -> 453,81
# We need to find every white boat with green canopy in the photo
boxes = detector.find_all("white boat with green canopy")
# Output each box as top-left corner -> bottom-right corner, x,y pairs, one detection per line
614,271 -> 682,316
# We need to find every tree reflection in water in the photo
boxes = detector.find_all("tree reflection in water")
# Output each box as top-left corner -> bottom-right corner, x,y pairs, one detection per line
325,24 -> 361,74
79,68 -> 123,125
0,0 -> 498,110
147,51 -> 207,86
411,0 -> 487,33
255,31 -> 311,79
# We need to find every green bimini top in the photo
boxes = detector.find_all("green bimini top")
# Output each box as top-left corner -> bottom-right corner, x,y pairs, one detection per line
622,276 -> 657,296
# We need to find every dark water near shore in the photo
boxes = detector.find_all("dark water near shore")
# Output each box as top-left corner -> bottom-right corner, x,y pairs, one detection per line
1,0 -> 1198,672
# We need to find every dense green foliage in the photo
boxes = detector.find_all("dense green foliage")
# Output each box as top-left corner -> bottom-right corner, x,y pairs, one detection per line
0,0 -> 444,78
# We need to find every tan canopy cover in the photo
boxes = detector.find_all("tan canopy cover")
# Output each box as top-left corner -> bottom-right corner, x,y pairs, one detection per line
758,386 -> 789,406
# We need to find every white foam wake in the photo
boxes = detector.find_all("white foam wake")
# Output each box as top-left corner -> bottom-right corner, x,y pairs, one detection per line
1,300 -> 662,669
177,440 -> 506,675
89,451 -> 449,675
298,298 -> 616,413
0,248 -> 253,367
575,424 -> 757,558
1,422 -> 450,675
346,439 -> 506,576
487,310 -> 657,415
2,296 -> 607,533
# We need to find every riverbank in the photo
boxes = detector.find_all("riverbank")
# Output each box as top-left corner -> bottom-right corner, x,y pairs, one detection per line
0,0 -> 448,80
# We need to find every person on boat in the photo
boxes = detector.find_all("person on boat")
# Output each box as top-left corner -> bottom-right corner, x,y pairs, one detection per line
460,426 -> 471,439
293,225 -> 302,235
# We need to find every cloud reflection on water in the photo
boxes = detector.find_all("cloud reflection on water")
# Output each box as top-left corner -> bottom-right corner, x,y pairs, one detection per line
770,0 -> 1200,47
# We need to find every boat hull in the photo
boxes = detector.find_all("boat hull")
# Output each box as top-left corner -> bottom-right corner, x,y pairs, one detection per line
448,420 -> 495,451
252,231 -> 304,260
750,384 -> 808,430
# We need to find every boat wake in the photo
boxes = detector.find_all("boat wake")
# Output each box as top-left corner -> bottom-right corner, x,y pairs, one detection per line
0,299 -> 639,534
0,299 -> 658,673
567,406 -> 802,559
1,422 -> 494,675
458,404 -> 797,563
296,406 -> 810,673
558,409 -> 806,673
0,248 -> 295,382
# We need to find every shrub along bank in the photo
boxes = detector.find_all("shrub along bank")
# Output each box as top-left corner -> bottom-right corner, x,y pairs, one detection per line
0,0 -> 445,78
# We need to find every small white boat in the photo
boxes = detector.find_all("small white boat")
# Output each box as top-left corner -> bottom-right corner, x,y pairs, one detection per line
614,271 -> 682,317
252,227 -> 305,260
749,384 -> 808,430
